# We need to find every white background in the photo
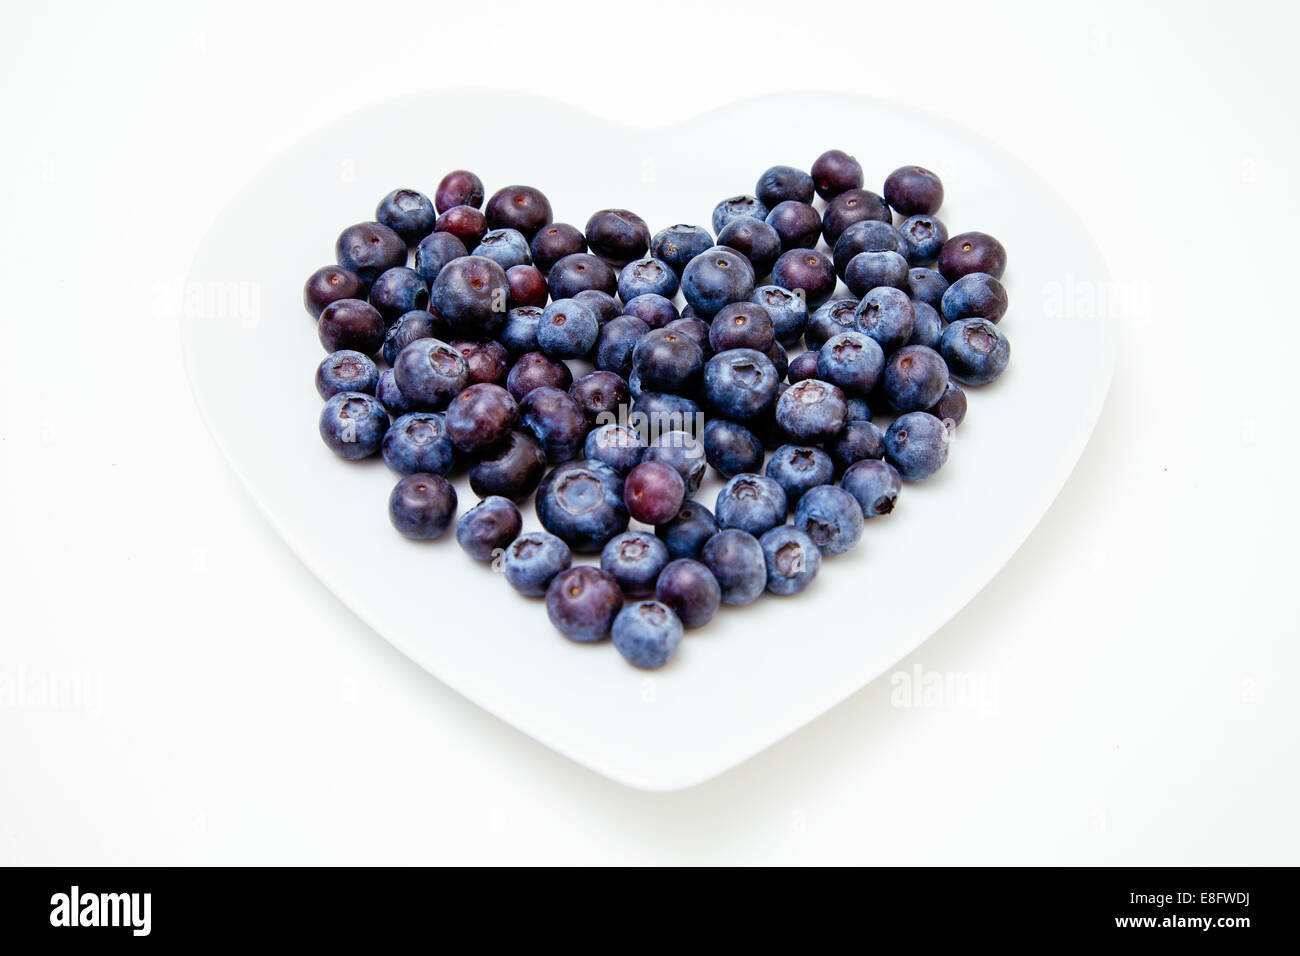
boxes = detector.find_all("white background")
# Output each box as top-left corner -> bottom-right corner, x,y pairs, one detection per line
1,0 -> 1296,864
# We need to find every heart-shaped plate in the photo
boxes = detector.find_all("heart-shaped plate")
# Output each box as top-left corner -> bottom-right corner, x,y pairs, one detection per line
181,90 -> 1115,790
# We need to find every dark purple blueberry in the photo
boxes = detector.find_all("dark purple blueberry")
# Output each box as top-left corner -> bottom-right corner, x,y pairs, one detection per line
631,327 -> 705,394
319,391 -> 388,460
335,221 -> 406,287
456,495 -> 522,562
586,209 -> 650,269
716,217 -> 781,278
654,558 -> 720,629
751,285 -> 808,346
884,411 -> 950,480
765,444 -> 834,506
827,420 -> 885,472
701,528 -> 765,606
393,338 -> 470,409
756,164 -> 815,207
444,383 -> 519,454
535,459 -> 629,552
793,484 -> 864,557
655,501 -> 718,561
833,220 -> 905,277
884,165 -> 944,216
776,379 -> 848,444
624,460 -> 686,526
435,170 -> 485,213
715,473 -> 788,537
681,246 -> 757,318
547,252 -> 617,300
771,248 -> 836,308
941,272 -> 1008,324
429,255 -> 509,339
854,287 -> 916,352
318,298 -> 385,356
907,267 -> 949,311
765,201 -> 822,252
844,250 -> 910,298
546,566 -> 624,642
383,310 -> 438,365
883,345 -> 949,412
712,195 -> 769,234
503,531 -> 572,596
474,228 -> 532,270
519,386 -> 587,463
469,430 -> 546,500
388,474 -> 456,541
909,301 -> 943,349
817,331 -> 886,397
381,411 -> 457,476
622,293 -> 678,330
376,368 -> 412,416
369,267 -> 429,324
841,459 -> 902,518
664,316 -> 712,358
501,307 -> 543,357
760,525 -> 821,595
452,339 -> 509,387
821,189 -> 892,246
413,232 -> 468,286
650,224 -> 713,275
601,531 -> 670,597
845,396 -> 872,423
787,350 -> 819,383
618,257 -> 679,303
570,370 -> 630,425
484,185 -> 552,240
642,430 -> 707,495
702,418 -> 764,479
584,423 -> 645,474
938,231 -> 1007,282
938,318 -> 1011,386
434,204 -> 488,250
304,265 -> 364,318
702,348 -> 780,421
594,315 -> 650,378
811,149 -> 864,200
805,298 -> 859,351
898,214 -> 948,265
928,382 -> 968,427
530,222 -> 587,274
376,188 -> 436,243
538,298 -> 600,360
315,350 -> 378,399
574,289 -> 619,324
709,301 -> 776,353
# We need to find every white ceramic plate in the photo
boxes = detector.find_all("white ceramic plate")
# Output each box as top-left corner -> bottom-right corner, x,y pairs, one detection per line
181,90 -> 1115,790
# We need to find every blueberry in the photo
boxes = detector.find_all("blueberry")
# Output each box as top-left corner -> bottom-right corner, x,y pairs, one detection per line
845,396 -> 872,422
756,164 -> 815,207
622,293 -> 679,330
941,272 -> 1008,324
434,169 -> 485,213
594,315 -> 650,378
811,149 -> 864,200
711,195 -> 768,234
822,189 -> 891,246
484,185 -> 552,240
546,566 -> 624,642
928,382 -> 968,427
456,495 -> 522,562
612,601 -> 683,669
575,289 -> 620,324
624,460 -> 686,526
586,209 -> 650,268
681,246 -> 756,318
650,224 -> 713,276
430,255 -> 509,339
316,349 -> 378,399
388,474 -> 457,541
833,220 -> 905,277
506,351 -> 572,402
443,383 -> 519,454
663,316 -> 712,357
383,310 -> 438,365
530,222 -> 587,274
703,348 -> 780,421
394,338 -> 470,409
584,423 -> 644,474
656,502 -> 718,561
854,287 -> 916,352
844,250 -> 910,297
376,188 -> 436,243
369,267 -> 430,324
547,252 -> 618,300
569,370 -> 630,425
319,391 -> 388,460
537,298 -> 599,359
883,344 -> 949,412
765,444 -> 834,506
632,327 -> 705,394
601,531 -> 670,597
709,301 -> 776,354
750,285 -> 808,346
827,420 -> 884,472
335,221 -> 406,287
884,165 -> 944,216
519,386 -> 587,463
435,205 -> 489,251
500,306 -> 544,357
382,411 -> 458,476
618,257 -> 679,302
776,378 -> 849,443
413,232 -> 468,286
938,318 -> 1011,385
642,430 -> 707,495
702,418 -> 764,479
503,531 -> 572,597
759,526 -> 821,595
376,368 -> 413,416
700,529 -> 765,605
469,429 -> 546,500
452,339 -> 510,387
771,248 -> 836,309
787,350 -> 819,384
907,267 -> 949,311
817,331 -> 886,397
884,411 -> 950,480
841,459 -> 902,518
318,298 -> 385,356
898,215 -> 948,265
633,392 -> 702,435
716,217 -> 782,278
655,558 -> 721,629
938,231 -> 1007,282
506,264 -> 547,308
793,484 -> 864,556
765,201 -> 822,252
805,298 -> 859,351
473,228 -> 531,270
305,265 -> 364,318
536,459 -> 629,552
908,301 -> 944,349
715,473 -> 787,536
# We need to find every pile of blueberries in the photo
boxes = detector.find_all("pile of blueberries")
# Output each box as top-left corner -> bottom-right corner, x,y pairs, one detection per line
305,151 -> 1011,669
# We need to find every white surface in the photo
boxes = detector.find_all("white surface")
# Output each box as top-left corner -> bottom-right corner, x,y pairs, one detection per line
1,0 -> 1296,860
181,90 -> 1114,790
